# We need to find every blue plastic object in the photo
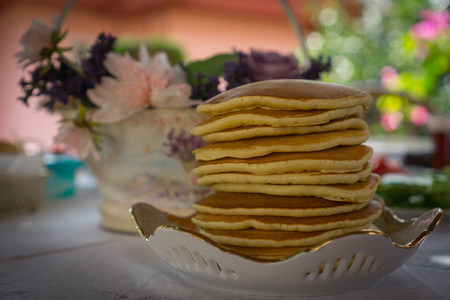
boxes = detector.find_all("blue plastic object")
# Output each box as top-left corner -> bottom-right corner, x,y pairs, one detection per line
44,154 -> 83,199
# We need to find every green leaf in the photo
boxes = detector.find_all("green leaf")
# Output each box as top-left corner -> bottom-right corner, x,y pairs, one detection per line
39,59 -> 53,76
184,53 -> 237,83
56,46 -> 73,54
39,47 -> 53,59
77,104 -> 87,122
56,29 -> 69,44
50,30 -> 60,47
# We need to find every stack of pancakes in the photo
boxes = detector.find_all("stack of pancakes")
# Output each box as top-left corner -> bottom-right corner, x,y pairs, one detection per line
190,79 -> 381,260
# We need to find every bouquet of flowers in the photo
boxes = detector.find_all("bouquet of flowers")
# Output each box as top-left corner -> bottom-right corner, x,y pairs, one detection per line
16,0 -> 331,159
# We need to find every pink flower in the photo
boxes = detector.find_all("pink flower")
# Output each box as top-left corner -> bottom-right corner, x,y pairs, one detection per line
87,52 -> 151,123
380,66 -> 399,90
410,9 -> 449,41
381,112 -> 403,132
15,15 -> 60,66
54,121 -> 99,160
139,47 -> 196,108
410,105 -> 429,126
87,45 -> 197,123
422,9 -> 450,31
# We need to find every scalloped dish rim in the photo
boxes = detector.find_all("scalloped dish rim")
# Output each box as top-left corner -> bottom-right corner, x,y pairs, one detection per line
130,202 -> 444,263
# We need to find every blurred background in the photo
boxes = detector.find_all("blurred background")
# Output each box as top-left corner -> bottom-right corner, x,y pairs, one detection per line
0,0 -> 449,207
0,0 -> 313,146
1,0 -> 446,148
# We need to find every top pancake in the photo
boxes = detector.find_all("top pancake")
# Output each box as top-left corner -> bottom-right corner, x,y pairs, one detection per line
197,79 -> 372,116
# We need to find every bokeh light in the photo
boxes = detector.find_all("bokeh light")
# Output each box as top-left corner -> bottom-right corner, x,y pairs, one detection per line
410,105 -> 429,126
319,7 -> 339,27
381,112 -> 404,131
307,32 -> 325,52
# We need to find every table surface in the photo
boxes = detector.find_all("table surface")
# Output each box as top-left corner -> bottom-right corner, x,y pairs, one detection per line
1,187 -> 449,300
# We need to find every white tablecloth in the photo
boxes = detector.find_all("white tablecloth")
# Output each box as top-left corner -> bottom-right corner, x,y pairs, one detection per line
1,187 -> 449,300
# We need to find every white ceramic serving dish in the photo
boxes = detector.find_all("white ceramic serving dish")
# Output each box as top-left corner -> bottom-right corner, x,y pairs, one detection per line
130,198 -> 443,297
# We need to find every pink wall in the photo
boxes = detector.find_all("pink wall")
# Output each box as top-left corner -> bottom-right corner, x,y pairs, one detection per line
0,1 -> 304,149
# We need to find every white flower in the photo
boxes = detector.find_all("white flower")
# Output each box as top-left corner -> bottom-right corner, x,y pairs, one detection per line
87,45 -> 198,124
140,46 -> 198,109
15,14 -> 60,66
54,121 -> 99,160
87,52 -> 151,123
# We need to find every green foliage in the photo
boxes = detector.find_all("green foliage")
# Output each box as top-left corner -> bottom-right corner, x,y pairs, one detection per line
377,165 -> 450,208
115,35 -> 186,65
307,0 -> 449,135
184,53 -> 237,85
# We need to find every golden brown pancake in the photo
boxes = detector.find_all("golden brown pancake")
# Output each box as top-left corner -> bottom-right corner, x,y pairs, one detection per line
211,173 -> 380,203
191,106 -> 363,136
190,80 -> 379,256
200,225 -> 370,247
197,161 -> 373,186
194,145 -> 373,176
201,117 -> 368,143
192,199 -> 382,231
222,245 -> 309,260
197,79 -> 372,116
193,192 -> 369,217
194,130 -> 370,161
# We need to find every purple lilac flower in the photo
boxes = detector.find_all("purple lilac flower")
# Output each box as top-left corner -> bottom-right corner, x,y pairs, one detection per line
57,59 -> 85,97
19,63 -> 60,106
163,128 -> 207,162
38,58 -> 85,109
18,32 -> 117,110
245,49 -> 301,81
81,33 -> 117,86
224,49 -> 330,90
189,73 -> 221,100
300,55 -> 331,80
223,51 -> 252,90
223,49 -> 302,90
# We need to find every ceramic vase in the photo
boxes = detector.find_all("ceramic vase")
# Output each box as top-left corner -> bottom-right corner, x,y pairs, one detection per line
85,109 -> 210,232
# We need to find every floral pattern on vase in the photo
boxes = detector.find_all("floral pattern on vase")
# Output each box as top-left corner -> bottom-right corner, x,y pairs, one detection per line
85,108 -> 210,232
